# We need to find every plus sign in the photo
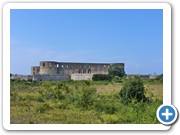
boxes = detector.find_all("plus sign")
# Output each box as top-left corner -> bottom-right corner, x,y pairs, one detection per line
162,108 -> 173,120
157,105 -> 178,125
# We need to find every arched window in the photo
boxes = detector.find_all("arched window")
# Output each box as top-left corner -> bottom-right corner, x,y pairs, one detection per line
83,69 -> 86,73
88,69 -> 91,74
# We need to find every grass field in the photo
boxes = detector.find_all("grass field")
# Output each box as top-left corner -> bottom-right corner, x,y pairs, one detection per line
10,79 -> 162,124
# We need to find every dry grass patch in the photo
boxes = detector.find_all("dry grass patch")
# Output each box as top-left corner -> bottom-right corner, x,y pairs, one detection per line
145,84 -> 163,99
96,83 -> 122,95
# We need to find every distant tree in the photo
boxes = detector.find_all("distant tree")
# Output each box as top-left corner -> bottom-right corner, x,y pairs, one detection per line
108,65 -> 125,78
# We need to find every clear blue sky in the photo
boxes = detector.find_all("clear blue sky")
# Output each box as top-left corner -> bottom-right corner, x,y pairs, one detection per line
10,9 -> 163,75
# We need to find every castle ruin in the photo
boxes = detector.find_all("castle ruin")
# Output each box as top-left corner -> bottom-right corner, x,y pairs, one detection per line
31,61 -> 125,81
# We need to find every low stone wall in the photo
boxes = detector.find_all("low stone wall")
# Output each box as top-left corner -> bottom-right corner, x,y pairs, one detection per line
12,75 -> 32,80
33,74 -> 70,82
71,73 -> 93,80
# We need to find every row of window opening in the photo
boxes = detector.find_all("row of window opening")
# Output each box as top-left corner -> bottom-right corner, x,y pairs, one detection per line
42,63 -> 109,68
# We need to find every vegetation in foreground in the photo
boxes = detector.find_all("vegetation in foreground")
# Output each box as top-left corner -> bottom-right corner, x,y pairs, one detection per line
10,77 -> 163,124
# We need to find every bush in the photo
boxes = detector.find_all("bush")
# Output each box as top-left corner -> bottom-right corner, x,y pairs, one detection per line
76,87 -> 97,109
92,74 -> 112,81
39,84 -> 69,100
112,76 -> 122,83
94,100 -> 117,114
119,77 -> 147,102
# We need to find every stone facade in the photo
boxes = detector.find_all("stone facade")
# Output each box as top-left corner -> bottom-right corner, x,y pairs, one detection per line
11,74 -> 32,80
32,74 -> 70,82
31,61 -> 125,81
71,73 -> 93,81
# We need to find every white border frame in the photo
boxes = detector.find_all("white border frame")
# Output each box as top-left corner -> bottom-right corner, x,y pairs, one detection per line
3,2 -> 171,130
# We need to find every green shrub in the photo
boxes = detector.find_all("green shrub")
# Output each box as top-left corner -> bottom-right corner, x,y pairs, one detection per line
112,76 -> 122,83
93,94 -> 120,114
94,100 -> 117,114
39,83 -> 72,100
40,88 -> 66,100
119,77 -> 147,102
92,74 -> 112,81
76,87 -> 97,109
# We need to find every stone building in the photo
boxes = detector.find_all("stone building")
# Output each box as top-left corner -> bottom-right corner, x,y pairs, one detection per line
31,61 -> 125,81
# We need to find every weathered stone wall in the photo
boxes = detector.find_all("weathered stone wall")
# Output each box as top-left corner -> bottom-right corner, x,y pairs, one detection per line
12,75 -> 32,80
39,61 -> 58,75
71,73 -> 94,80
31,66 -> 40,75
32,74 -> 70,82
36,61 -> 124,75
